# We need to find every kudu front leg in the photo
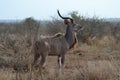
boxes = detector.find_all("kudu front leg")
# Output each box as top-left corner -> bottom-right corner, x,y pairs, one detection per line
58,55 -> 65,69
58,55 -> 65,75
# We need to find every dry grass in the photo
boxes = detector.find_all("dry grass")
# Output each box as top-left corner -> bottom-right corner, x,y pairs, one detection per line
0,59 -> 118,80
0,34 -> 120,80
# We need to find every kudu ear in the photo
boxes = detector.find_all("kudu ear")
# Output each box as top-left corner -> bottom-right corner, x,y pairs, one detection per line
64,19 -> 71,25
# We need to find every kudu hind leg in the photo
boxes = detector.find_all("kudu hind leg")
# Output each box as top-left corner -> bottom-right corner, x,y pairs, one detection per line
39,53 -> 47,68
33,52 -> 40,66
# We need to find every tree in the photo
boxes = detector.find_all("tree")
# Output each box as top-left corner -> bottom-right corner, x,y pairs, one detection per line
23,17 -> 40,34
69,11 -> 81,23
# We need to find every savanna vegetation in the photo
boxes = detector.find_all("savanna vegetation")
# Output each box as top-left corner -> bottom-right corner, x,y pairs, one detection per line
0,12 -> 120,80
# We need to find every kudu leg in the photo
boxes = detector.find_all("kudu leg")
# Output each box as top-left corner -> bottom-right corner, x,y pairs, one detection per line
58,55 -> 65,75
39,53 -> 47,68
61,55 -> 65,68
33,53 -> 40,66
58,56 -> 62,68
58,55 -> 65,69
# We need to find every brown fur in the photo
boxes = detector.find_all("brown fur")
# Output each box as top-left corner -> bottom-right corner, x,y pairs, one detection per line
53,32 -> 78,49
69,32 -> 78,49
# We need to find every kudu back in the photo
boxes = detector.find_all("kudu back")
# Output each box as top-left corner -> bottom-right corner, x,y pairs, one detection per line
33,10 -> 82,68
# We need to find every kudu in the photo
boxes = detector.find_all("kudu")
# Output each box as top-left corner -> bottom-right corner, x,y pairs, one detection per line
33,10 -> 82,69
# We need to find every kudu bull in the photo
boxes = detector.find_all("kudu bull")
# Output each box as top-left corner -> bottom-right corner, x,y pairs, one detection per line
33,10 -> 82,69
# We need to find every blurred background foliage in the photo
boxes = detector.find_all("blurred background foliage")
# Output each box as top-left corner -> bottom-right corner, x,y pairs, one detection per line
0,11 -> 120,44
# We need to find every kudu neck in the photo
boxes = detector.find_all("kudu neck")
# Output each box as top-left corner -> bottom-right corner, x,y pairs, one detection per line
65,26 -> 76,49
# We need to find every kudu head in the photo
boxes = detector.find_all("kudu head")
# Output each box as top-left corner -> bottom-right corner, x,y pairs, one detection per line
57,10 -> 82,33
